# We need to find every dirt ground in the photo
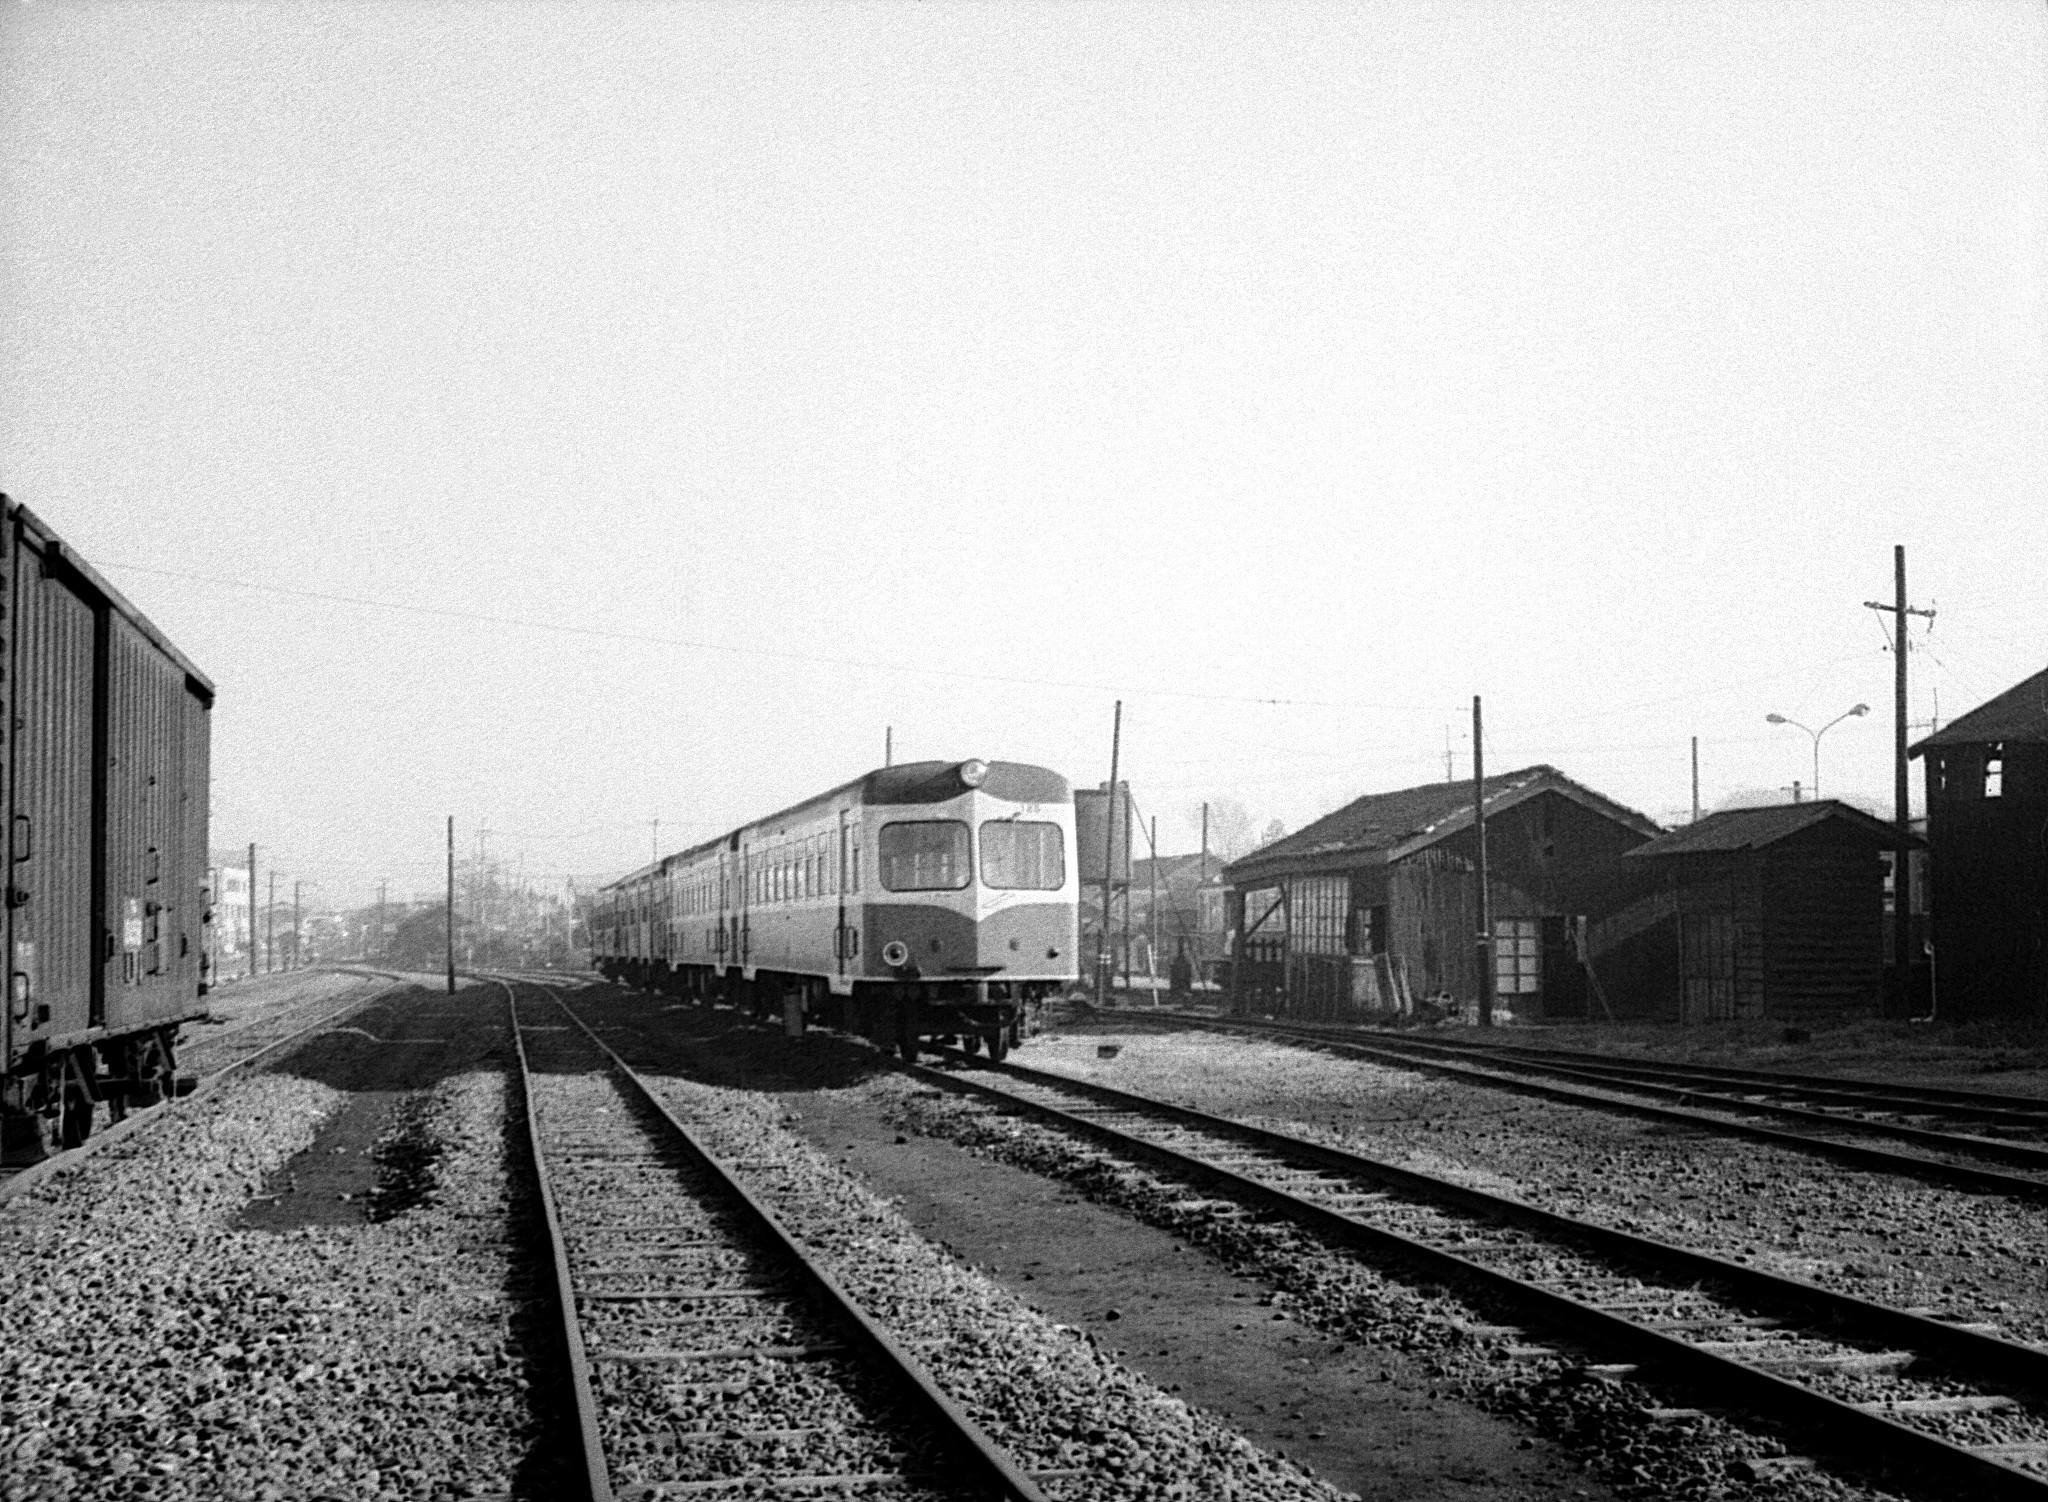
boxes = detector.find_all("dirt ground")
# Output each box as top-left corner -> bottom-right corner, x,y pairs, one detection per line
786,1088 -> 1618,1501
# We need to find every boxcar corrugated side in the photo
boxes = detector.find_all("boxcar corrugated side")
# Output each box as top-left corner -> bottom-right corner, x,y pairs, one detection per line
1,497 -> 215,1157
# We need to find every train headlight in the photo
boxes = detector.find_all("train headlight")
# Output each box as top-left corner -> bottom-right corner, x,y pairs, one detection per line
959,759 -> 988,788
882,940 -> 910,968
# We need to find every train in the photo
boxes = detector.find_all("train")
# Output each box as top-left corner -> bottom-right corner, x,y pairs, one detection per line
0,497 -> 214,1159
592,759 -> 1079,1061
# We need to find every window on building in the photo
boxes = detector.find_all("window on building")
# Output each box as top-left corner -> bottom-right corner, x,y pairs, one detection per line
1289,876 -> 1348,955
1986,745 -> 2004,799
879,821 -> 971,891
1494,918 -> 1541,994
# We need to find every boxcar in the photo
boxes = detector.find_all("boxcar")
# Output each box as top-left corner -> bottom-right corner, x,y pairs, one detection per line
594,759 -> 1078,1060
1,497 -> 214,1156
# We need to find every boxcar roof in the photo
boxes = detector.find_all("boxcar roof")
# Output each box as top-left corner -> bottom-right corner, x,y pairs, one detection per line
8,497 -> 216,698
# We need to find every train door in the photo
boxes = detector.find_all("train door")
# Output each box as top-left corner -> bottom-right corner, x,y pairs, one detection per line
739,839 -> 751,966
835,809 -> 850,977
9,533 -> 98,1046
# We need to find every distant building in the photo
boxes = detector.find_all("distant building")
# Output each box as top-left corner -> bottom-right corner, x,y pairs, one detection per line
1910,666 -> 2048,1024
1221,766 -> 1660,1021
1615,801 -> 1915,1025
209,857 -> 251,965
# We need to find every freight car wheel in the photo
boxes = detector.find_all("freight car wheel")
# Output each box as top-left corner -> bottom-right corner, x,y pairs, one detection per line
60,1083 -> 93,1149
32,1108 -> 63,1159
983,1028 -> 1009,1064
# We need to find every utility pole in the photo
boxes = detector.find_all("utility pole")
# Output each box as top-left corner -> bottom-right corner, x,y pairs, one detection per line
446,816 -> 456,995
651,818 -> 660,863
292,881 -> 303,969
1691,737 -> 1700,823
1098,700 -> 1121,1007
247,843 -> 257,978
1200,802 -> 1209,885
1445,724 -> 1454,782
1473,695 -> 1494,1028
884,726 -> 892,767
376,880 -> 387,962
1147,816 -> 1159,994
1865,547 -> 1935,1007
266,871 -> 277,975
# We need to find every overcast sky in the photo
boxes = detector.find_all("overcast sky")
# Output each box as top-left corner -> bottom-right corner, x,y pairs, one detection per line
5,1 -> 2045,908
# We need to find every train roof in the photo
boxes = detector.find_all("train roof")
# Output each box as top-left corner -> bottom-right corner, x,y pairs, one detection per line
6,496 -> 216,699
599,760 -> 1069,893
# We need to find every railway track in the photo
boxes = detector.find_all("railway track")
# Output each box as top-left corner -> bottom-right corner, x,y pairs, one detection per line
915,1048 -> 2048,1500
0,969 -> 403,1202
1142,1010 -> 2048,1200
501,975 -> 1051,1502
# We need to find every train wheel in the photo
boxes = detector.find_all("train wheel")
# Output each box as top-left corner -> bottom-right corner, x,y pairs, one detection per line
32,1107 -> 63,1158
60,1081 -> 93,1149
984,1028 -> 1009,1063
960,1032 -> 982,1055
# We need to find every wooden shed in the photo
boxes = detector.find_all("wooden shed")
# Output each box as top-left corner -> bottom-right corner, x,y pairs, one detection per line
1221,766 -> 1660,1021
1910,665 -> 2048,1024
1620,801 -> 1913,1024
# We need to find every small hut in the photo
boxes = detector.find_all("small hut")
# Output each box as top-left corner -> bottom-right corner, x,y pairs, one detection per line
1621,801 -> 1914,1024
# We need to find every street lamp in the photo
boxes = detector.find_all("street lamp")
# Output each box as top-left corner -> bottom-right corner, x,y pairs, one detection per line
1765,704 -> 1870,801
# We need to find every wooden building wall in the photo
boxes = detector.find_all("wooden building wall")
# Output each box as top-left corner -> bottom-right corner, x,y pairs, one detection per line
1923,741 -> 2048,1024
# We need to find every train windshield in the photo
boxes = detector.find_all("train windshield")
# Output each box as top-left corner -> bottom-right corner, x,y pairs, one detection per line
879,820 -> 971,891
979,820 -> 1065,890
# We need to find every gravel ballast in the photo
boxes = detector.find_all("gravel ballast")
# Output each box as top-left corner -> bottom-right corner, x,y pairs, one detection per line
632,1068 -> 1359,1501
877,1057 -> 1929,1502
0,1053 -> 546,1501
1035,1024 -> 2048,1349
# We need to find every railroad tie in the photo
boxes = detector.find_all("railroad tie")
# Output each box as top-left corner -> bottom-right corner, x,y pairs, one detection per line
645,1474 -> 936,1497
1855,1394 -> 2017,1415
592,1343 -> 848,1363
581,1287 -> 780,1302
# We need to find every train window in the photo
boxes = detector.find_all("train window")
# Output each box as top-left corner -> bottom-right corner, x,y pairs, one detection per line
980,821 -> 1065,890
879,821 -> 971,891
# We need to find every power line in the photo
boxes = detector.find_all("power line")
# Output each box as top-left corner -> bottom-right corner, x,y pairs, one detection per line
99,561 -> 1426,710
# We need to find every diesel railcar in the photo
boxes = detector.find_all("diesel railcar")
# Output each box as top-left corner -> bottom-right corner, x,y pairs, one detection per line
593,759 -> 1078,1060
0,497 -> 214,1158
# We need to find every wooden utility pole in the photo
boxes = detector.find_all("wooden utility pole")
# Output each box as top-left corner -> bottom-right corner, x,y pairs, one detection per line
1147,816 -> 1159,996
884,726 -> 892,767
446,816 -> 456,995
1199,802 -> 1209,884
292,881 -> 302,969
376,880 -> 387,961
246,842 -> 257,978
267,871 -> 277,975
1473,695 -> 1494,1028
1691,737 -> 1700,823
1098,701 -> 1121,1007
1865,547 -> 1934,1006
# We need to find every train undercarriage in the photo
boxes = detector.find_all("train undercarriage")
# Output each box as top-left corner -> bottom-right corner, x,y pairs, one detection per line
597,958 -> 1059,1063
1,1025 -> 182,1161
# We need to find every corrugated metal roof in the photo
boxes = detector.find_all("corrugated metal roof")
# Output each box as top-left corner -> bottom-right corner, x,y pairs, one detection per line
1625,799 -> 1915,858
1224,764 -> 1662,884
1909,665 -> 2048,755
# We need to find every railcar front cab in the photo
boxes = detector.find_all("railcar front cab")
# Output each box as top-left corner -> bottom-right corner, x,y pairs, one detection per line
863,759 -> 1078,1061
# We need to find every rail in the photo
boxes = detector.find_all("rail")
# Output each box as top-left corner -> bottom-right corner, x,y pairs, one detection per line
914,1048 -> 2048,1501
